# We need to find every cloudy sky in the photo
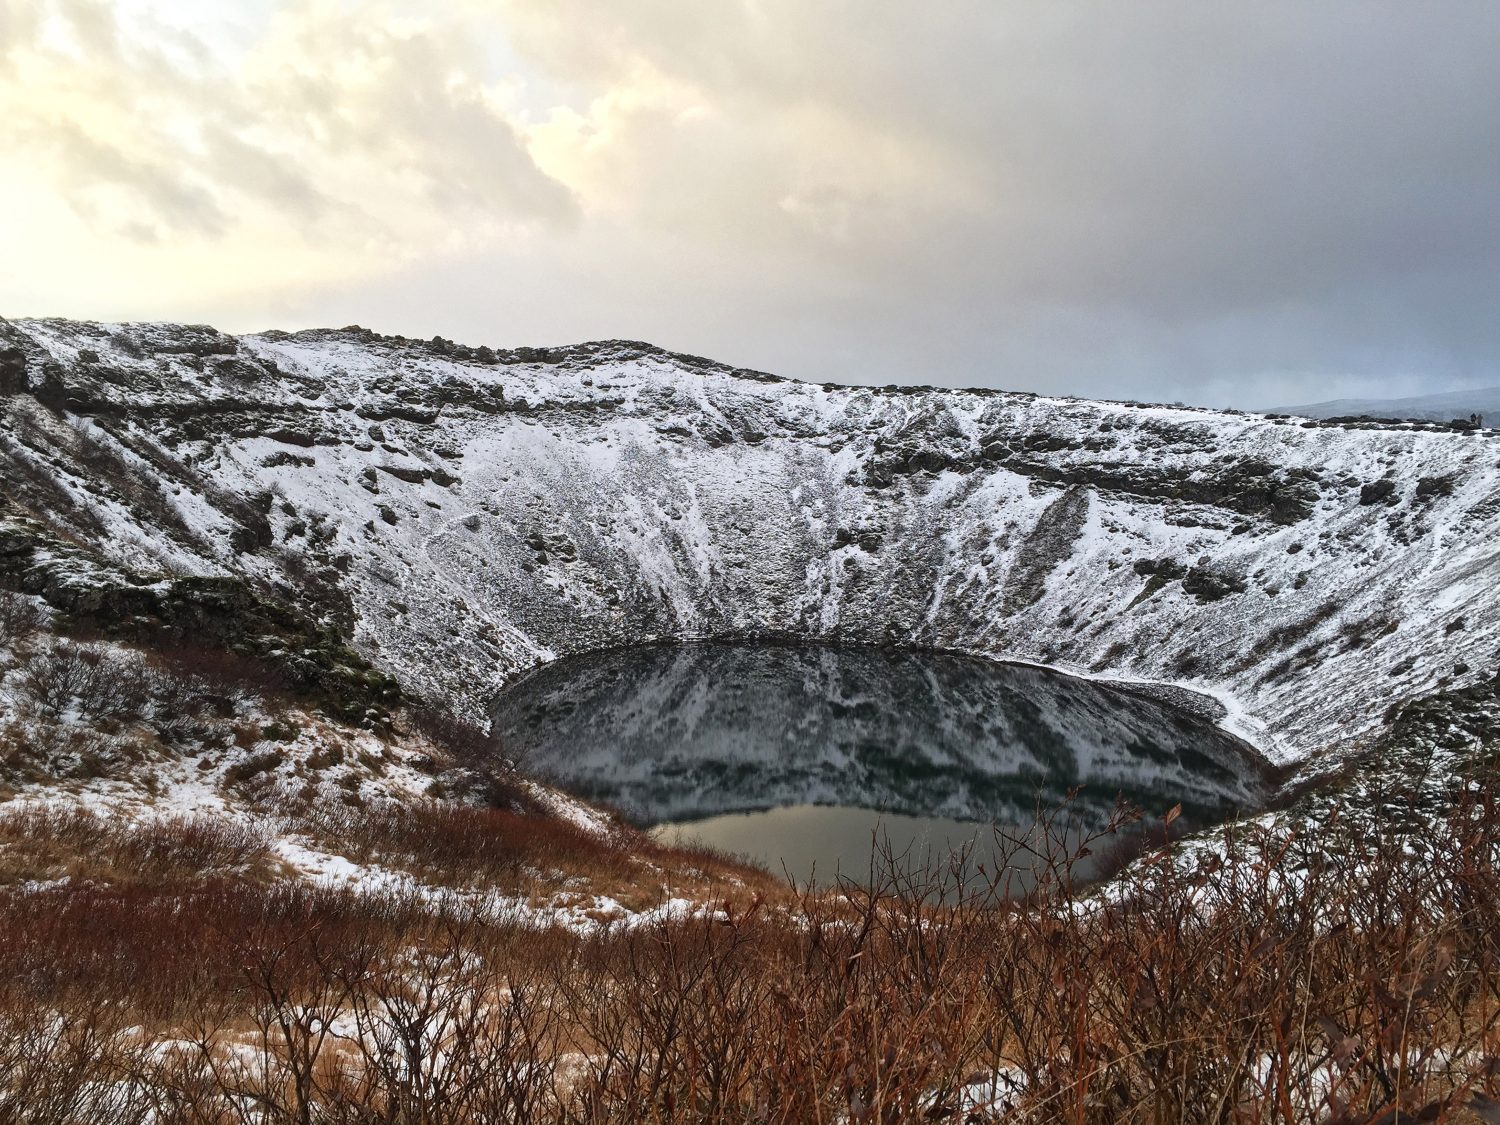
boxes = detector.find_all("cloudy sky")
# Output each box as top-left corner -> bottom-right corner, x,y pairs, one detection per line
2,1 -> 1498,406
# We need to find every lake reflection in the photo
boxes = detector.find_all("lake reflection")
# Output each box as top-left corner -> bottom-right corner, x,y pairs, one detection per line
492,642 -> 1269,879
652,804 -> 1011,889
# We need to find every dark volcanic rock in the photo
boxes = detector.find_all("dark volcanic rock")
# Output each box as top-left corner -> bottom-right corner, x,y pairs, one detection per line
0,347 -> 28,394
1003,486 -> 1091,613
1182,565 -> 1249,603
0,517 -> 400,724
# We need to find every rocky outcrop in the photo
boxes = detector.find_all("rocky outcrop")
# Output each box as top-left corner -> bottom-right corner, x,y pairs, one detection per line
0,516 -> 399,725
0,348 -> 26,396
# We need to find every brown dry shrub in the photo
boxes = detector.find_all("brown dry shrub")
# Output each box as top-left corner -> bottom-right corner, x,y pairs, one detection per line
0,787 -> 1495,1122
14,640 -> 149,721
0,591 -> 43,649
303,801 -> 641,889
111,814 -> 272,878
406,703 -> 501,763
0,806 -> 270,885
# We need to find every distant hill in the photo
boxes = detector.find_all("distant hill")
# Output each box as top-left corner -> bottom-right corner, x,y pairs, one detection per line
1274,385 -> 1500,423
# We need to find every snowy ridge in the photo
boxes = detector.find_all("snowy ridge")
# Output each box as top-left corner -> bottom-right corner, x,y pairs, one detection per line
3,317 -> 1499,765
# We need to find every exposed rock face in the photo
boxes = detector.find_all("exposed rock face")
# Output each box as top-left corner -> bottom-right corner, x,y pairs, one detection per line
0,517 -> 400,724
1001,486 -> 1091,615
3,317 -> 1498,762
0,349 -> 26,396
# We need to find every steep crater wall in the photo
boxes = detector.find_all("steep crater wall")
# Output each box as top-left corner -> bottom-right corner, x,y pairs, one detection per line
3,317 -> 1498,762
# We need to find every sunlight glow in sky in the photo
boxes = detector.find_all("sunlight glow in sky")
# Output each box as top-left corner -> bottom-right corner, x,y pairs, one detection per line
3,0 -> 1498,407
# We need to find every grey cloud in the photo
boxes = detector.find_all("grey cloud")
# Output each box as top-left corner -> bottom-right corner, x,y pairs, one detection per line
8,0 -> 1499,406
492,0 -> 1500,403
200,126 -> 334,225
42,121 -> 231,240
0,0 -> 41,62
53,0 -> 122,60
4,0 -> 576,250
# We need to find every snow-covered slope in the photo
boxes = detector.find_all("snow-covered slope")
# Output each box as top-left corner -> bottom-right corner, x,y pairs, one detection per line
3,317 -> 1498,764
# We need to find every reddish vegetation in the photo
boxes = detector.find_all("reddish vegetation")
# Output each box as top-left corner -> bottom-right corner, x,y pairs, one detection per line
303,801 -> 772,905
0,806 -> 272,885
0,786 -> 1496,1121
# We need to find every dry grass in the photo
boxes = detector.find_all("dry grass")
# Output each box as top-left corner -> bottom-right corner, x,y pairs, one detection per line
0,781 -> 1495,1122
0,805 -> 273,885
296,801 -> 786,910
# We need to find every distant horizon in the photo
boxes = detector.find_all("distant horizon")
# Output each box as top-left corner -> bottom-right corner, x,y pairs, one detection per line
1266,384 -> 1500,412
9,309 -> 1499,416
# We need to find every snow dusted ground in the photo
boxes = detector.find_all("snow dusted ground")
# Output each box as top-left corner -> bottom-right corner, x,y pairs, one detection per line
2,317 -> 1498,772
0,589 -> 726,926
